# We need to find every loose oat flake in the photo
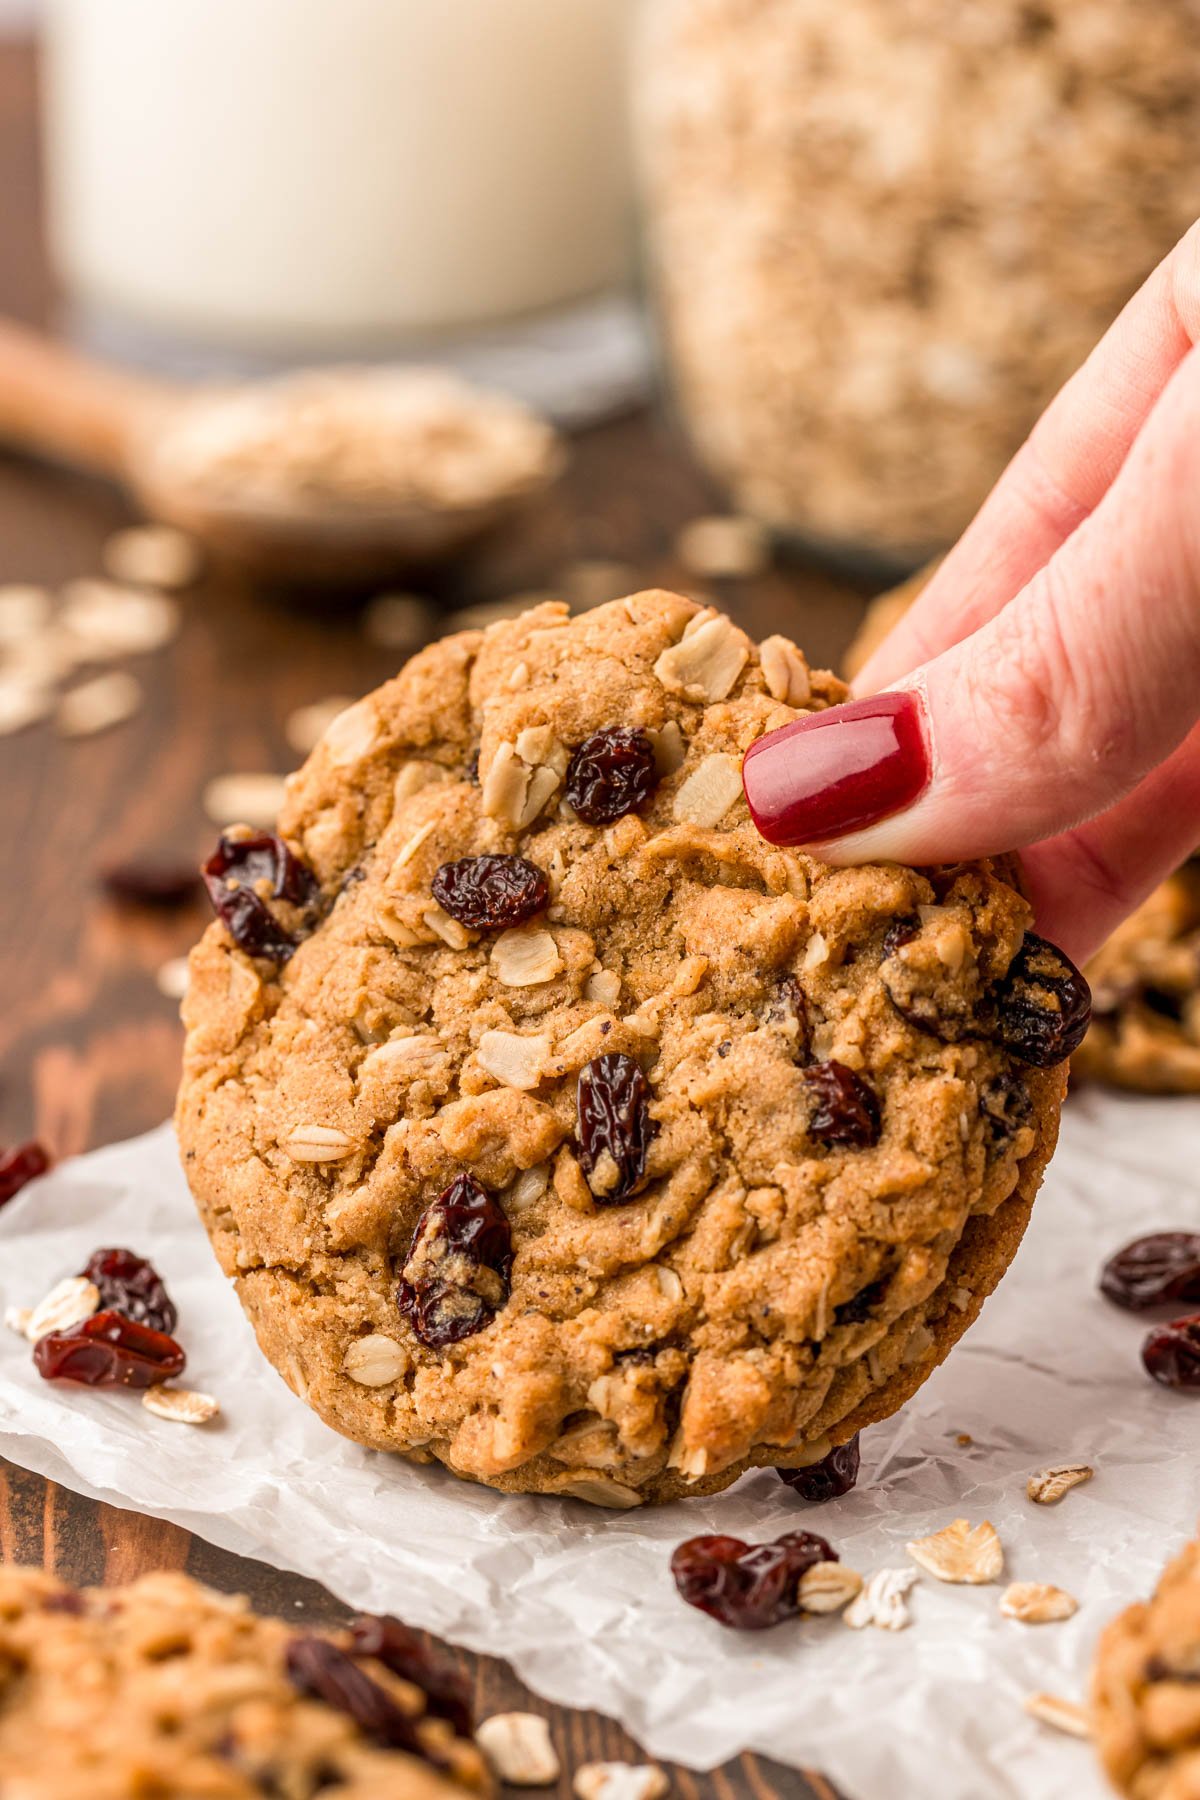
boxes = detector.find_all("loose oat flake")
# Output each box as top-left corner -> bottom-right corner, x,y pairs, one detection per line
675,514 -> 768,580
202,772 -> 289,830
843,1567 -> 918,1632
906,1518 -> 1004,1585
285,695 -> 357,757
1000,1582 -> 1078,1624
475,1713 -> 561,1786
25,1276 -> 101,1342
155,957 -> 191,1001
0,678 -> 52,737
1022,1693 -> 1092,1739
56,671 -> 142,737
1027,1463 -> 1094,1505
102,524 -> 202,591
59,579 -> 181,657
798,1561 -> 863,1615
142,1385 -> 220,1425
574,1763 -> 669,1800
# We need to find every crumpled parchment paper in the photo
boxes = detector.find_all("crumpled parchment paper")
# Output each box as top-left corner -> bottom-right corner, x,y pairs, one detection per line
1,1089 -> 1196,1799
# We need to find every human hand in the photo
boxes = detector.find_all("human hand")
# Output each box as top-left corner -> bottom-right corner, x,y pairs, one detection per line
742,223 -> 1200,965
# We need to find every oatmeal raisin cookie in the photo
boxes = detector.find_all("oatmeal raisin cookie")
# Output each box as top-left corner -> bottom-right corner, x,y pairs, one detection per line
0,1565 -> 487,1799
178,592 -> 1077,1504
1093,1535 -> 1200,1799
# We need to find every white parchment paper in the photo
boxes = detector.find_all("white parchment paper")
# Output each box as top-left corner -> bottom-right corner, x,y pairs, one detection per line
1,1091 -> 1197,1799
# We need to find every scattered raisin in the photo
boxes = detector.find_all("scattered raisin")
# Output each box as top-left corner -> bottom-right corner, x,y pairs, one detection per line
430,855 -> 548,930
81,1248 -> 178,1335
397,1174 -> 513,1349
833,1279 -> 889,1327
349,1615 -> 472,1738
777,1436 -> 861,1502
564,726 -> 659,826
577,1053 -> 655,1204
1141,1314 -> 1200,1389
670,1529 -> 836,1630
978,1072 -> 1034,1148
286,1636 -> 427,1758
987,933 -> 1091,1067
1100,1234 -> 1200,1312
802,1061 -> 881,1148
0,1142 -> 50,1209
33,1309 -> 186,1388
101,861 -> 203,907
202,833 -> 316,963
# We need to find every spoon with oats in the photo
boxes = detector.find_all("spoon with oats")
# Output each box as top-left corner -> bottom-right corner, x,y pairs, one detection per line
0,318 -> 564,583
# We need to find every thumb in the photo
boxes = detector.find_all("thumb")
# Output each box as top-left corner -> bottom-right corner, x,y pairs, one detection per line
743,346 -> 1200,881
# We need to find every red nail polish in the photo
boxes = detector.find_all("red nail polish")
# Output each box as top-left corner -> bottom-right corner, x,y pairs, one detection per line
742,690 -> 929,847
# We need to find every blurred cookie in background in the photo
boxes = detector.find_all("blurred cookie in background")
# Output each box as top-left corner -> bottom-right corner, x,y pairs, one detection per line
1093,1533 -> 1200,1800
1076,863 -> 1200,1095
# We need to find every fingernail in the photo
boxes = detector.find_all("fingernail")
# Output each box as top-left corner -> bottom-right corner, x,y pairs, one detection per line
742,689 -> 930,847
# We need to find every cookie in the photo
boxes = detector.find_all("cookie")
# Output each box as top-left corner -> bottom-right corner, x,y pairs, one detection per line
1073,863 -> 1200,1095
845,574 -> 1200,1096
0,1565 -> 489,1799
178,591 -> 1075,1505
1093,1536 -> 1200,1799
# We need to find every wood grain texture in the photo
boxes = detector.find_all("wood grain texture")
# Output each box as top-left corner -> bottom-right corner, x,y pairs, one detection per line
0,37 -> 864,1800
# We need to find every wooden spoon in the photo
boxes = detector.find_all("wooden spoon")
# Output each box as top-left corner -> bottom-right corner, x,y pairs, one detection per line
0,319 -> 564,584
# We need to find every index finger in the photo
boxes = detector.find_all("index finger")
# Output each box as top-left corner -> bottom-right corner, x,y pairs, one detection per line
855,218 -> 1200,695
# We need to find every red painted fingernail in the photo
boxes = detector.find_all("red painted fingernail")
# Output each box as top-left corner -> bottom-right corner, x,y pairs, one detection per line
742,690 -> 930,847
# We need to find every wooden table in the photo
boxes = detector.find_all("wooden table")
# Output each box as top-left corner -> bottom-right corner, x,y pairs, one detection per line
0,38 -> 869,1800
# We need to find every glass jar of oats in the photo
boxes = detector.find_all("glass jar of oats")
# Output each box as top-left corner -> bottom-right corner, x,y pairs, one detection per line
638,0 -> 1200,568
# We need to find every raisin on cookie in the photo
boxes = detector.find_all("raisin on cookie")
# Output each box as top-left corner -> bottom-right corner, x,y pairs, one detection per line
1093,1536 -> 1200,1800
845,575 -> 1200,1097
0,1565 -> 488,1798
178,592 -> 1077,1505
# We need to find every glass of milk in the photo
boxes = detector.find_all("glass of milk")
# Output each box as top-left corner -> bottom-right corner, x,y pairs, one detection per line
40,0 -> 645,418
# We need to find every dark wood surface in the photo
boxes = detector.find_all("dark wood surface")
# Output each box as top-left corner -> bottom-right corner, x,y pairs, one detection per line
0,38 -> 867,1800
